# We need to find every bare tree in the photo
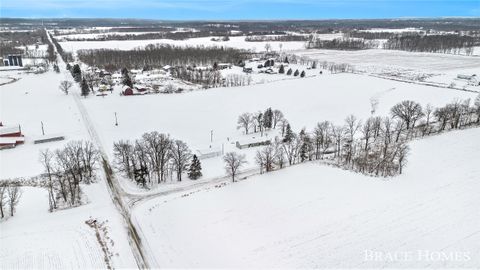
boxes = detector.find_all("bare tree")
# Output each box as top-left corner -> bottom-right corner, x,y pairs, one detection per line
170,140 -> 192,181
0,183 -> 7,218
39,149 -> 57,211
7,185 -> 21,217
272,109 -> 284,129
223,152 -> 247,182
59,80 -> 73,95
475,94 -> 480,123
255,145 -> 276,173
237,113 -> 253,134
391,100 -> 424,130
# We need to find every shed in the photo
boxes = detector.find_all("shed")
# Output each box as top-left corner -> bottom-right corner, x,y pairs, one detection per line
196,146 -> 223,160
236,137 -> 271,149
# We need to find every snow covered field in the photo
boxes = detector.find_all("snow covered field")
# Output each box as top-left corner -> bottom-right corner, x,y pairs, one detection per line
58,35 -> 307,53
294,49 -> 480,72
80,73 -> 476,183
133,127 -> 480,268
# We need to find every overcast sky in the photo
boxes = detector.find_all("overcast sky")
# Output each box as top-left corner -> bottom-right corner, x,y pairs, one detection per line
1,0 -> 479,19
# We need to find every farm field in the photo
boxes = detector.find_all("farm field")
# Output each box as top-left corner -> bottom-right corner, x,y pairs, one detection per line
132,127 -> 480,268
80,73 -> 476,183
58,35 -> 308,54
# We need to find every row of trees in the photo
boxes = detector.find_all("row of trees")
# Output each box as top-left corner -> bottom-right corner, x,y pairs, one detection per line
49,34 -> 74,62
39,141 -> 100,211
113,132 -> 202,187
383,34 -> 478,55
77,44 -> 250,71
253,96 -> 480,178
245,35 -> 309,42
237,108 -> 287,135
0,182 -> 22,218
306,38 -> 378,50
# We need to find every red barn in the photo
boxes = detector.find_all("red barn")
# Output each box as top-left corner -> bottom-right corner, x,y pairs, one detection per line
0,123 -> 25,149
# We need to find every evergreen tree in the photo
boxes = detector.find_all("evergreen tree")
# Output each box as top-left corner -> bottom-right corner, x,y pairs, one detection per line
66,63 -> 71,71
188,155 -> 202,180
279,64 -> 285,74
287,68 -> 293,75
300,70 -> 306,78
299,129 -> 312,162
72,64 -> 82,82
284,56 -> 289,64
294,69 -> 300,76
311,61 -> 317,69
263,108 -> 273,129
283,124 -> 294,143
213,62 -> 218,70
80,78 -> 90,97
122,72 -> 133,88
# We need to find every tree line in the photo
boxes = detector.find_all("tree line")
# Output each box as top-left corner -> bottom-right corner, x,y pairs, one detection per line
383,34 -> 478,55
252,96 -> 480,178
113,132 -> 202,187
77,44 -> 250,71
306,38 -> 378,50
39,141 -> 100,211
245,35 -> 309,42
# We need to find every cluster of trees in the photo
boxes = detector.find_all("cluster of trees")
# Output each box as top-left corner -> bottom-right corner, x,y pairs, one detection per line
65,63 -> 92,97
113,132 -> 202,187
279,65 -> 306,77
77,44 -> 250,70
237,108 -> 287,135
306,38 -> 378,50
383,34 -> 478,55
0,181 -> 22,218
39,141 -> 100,211
171,67 -> 222,88
253,96 -> 480,178
245,35 -> 309,42
279,54 -> 353,73
224,73 -> 252,87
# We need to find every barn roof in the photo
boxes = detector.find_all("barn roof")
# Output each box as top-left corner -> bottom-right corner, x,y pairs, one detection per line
0,125 -> 20,136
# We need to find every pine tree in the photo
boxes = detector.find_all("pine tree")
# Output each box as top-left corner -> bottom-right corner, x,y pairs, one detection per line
81,78 -> 90,97
188,155 -> 202,180
284,56 -> 289,64
294,69 -> 300,76
311,61 -> 317,69
300,70 -> 306,78
283,124 -> 294,143
263,108 -> 273,129
287,68 -> 293,75
66,63 -> 71,71
299,129 -> 311,162
72,64 -> 82,82
122,72 -> 133,88
279,64 -> 285,74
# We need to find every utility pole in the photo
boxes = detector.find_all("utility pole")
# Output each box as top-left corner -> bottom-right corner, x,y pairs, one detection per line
210,130 -> 213,143
115,112 -> 118,126
41,121 -> 45,135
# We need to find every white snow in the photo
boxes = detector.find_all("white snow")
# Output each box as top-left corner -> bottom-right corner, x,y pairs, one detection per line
132,127 -> 480,268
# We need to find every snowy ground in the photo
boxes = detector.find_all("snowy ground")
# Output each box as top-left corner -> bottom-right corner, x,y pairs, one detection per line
132,127 -> 480,268
79,73 -> 476,188
0,69 -> 137,268
0,181 -> 137,269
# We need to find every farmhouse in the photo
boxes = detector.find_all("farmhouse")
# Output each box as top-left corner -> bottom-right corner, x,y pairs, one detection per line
236,137 -> 271,149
